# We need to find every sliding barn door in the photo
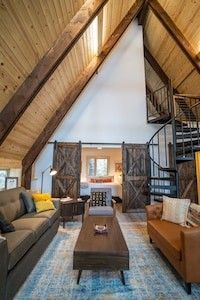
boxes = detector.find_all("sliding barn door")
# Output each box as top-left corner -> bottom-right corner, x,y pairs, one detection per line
122,143 -> 149,212
52,142 -> 81,198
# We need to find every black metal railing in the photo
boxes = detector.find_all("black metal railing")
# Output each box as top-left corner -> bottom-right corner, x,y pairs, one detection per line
174,95 -> 200,159
147,85 -> 171,122
147,97 -> 200,202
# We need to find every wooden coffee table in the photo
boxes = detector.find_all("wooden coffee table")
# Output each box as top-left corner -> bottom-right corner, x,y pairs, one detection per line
73,216 -> 129,284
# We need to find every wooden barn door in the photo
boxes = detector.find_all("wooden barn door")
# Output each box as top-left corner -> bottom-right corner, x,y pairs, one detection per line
122,143 -> 149,212
52,142 -> 81,198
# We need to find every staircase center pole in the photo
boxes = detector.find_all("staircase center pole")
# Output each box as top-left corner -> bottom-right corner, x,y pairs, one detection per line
170,80 -> 179,197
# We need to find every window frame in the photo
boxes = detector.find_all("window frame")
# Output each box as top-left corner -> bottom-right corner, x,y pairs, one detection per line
86,156 -> 110,177
0,169 -> 9,190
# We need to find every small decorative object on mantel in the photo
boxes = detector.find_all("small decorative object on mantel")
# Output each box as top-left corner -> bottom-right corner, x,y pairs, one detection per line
115,162 -> 122,172
94,224 -> 108,234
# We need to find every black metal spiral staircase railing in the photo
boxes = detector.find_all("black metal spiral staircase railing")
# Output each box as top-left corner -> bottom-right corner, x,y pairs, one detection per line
146,84 -> 172,124
147,95 -> 200,202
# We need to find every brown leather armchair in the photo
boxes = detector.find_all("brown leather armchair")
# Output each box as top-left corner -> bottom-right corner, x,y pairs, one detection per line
146,203 -> 200,294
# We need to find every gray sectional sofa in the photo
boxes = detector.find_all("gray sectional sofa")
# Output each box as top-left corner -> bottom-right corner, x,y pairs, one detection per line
0,187 -> 60,300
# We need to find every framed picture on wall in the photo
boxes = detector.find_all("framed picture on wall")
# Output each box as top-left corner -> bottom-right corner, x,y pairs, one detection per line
5,177 -> 18,190
115,163 -> 122,172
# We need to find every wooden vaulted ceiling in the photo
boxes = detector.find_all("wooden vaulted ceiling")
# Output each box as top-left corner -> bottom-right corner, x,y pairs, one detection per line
144,0 -> 200,93
0,0 -> 200,169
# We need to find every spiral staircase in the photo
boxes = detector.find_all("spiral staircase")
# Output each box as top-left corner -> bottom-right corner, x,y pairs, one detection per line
147,84 -> 200,202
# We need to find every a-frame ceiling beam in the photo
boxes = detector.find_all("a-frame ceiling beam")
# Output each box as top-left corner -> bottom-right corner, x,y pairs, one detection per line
149,0 -> 200,74
144,45 -> 170,86
22,0 -> 144,175
0,0 -> 108,146
138,0 -> 149,26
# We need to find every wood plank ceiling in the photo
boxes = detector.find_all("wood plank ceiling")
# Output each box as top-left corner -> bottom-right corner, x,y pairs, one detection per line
144,0 -> 200,94
0,0 -> 200,167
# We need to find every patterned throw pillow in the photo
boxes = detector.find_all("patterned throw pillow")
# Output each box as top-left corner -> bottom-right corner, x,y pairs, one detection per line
162,196 -> 190,225
187,203 -> 200,227
91,192 -> 107,206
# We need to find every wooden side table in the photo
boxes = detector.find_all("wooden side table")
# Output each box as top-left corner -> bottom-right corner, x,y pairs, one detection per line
60,199 -> 85,228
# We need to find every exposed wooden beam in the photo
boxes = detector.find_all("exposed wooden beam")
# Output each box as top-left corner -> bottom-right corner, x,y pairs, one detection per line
138,0 -> 149,26
97,10 -> 104,55
0,0 -> 108,146
144,45 -> 170,85
22,0 -> 144,176
149,0 -> 200,74
21,165 -> 32,190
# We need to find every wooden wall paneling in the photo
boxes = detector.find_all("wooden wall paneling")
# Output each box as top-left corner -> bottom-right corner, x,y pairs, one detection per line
0,158 -> 21,169
148,0 -> 200,73
177,71 -> 200,95
144,11 -> 196,91
0,37 -> 94,161
22,0 -> 144,173
0,0 -> 109,145
158,0 -> 200,51
177,160 -> 198,203
97,10 -> 103,55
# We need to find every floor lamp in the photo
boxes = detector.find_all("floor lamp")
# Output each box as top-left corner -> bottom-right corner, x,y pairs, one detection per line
41,166 -> 57,193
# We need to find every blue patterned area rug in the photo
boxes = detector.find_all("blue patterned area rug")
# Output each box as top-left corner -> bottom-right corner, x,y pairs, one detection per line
15,211 -> 200,300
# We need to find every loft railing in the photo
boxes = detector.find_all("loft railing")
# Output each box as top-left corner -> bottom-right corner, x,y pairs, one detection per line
146,84 -> 171,122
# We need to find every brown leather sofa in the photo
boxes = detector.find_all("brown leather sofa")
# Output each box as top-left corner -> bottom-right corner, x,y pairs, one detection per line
146,203 -> 200,294
0,187 -> 60,300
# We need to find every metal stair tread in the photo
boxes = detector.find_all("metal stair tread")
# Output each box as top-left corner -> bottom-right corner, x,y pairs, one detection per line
150,177 -> 176,181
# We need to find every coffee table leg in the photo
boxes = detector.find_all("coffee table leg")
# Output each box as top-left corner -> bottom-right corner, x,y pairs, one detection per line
77,270 -> 82,284
120,271 -> 125,285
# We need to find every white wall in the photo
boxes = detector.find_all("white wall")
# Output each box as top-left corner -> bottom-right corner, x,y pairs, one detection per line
31,21 -> 159,193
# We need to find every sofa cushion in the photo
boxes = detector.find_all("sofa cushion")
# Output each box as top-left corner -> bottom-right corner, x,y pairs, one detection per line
0,211 -> 15,233
88,206 -> 114,216
32,193 -> 51,202
148,219 -> 183,260
2,230 -> 35,270
162,196 -> 190,225
12,218 -> 49,241
35,200 -> 55,213
20,209 -> 60,226
20,191 -> 36,213
0,187 -> 26,222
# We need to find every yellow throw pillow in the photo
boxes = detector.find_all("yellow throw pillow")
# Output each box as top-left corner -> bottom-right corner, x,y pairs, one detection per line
32,193 -> 51,202
35,200 -> 55,213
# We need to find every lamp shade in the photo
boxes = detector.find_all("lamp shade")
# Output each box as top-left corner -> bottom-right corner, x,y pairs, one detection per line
50,168 -> 57,176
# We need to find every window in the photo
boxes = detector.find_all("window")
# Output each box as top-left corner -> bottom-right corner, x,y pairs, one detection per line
88,157 -> 109,177
0,169 -> 9,190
